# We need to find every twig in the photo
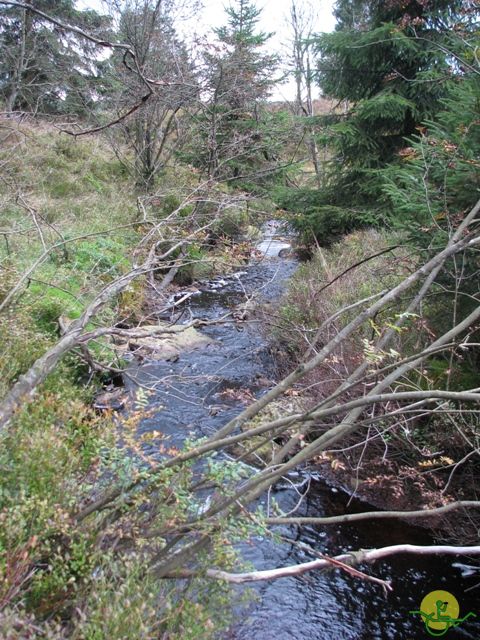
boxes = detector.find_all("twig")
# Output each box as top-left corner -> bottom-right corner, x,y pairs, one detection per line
265,500 -> 480,526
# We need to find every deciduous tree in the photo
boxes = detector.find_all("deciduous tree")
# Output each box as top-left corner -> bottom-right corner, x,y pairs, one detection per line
104,0 -> 198,190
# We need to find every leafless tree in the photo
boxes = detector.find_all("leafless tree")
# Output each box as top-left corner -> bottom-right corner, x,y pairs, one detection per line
98,0 -> 199,190
285,0 -> 322,186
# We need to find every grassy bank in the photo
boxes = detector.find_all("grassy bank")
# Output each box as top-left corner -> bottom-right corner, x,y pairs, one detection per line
0,121 -> 257,638
270,229 -> 479,541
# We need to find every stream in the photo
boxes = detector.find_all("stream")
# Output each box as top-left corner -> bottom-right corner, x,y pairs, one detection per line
127,224 -> 479,640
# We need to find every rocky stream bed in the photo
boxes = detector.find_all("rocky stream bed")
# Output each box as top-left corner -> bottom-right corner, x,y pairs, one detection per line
120,223 -> 479,640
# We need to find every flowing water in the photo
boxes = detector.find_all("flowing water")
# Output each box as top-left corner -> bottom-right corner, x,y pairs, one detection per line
128,224 -> 479,640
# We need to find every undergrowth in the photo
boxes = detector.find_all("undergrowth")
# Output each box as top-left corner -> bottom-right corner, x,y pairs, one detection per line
275,228 -> 413,362
271,229 -> 479,538
0,121 -> 255,638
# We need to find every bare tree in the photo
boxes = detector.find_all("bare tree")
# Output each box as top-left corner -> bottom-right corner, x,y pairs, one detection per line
285,0 -> 321,186
101,0 -> 199,190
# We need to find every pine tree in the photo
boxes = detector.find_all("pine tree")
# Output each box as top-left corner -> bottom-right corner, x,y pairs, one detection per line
0,1 -> 109,114
213,0 -> 275,111
383,75 -> 480,248
285,0 -> 477,241
190,0 -> 280,182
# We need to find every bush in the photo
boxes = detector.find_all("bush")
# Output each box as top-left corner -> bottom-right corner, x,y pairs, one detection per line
275,229 -> 411,357
73,237 -> 129,276
0,314 -> 53,396
272,186 -> 367,245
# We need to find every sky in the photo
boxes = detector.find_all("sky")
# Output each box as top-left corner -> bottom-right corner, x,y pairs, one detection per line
76,0 -> 337,100
199,0 -> 336,100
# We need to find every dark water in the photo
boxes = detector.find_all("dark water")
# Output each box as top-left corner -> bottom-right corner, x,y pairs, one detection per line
128,236 -> 479,640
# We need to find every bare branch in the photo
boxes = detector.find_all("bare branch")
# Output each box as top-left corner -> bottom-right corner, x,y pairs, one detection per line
266,501 -> 480,526
168,545 -> 480,584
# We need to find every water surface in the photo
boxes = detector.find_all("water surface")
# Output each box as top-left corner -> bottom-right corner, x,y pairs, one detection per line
129,231 -> 479,639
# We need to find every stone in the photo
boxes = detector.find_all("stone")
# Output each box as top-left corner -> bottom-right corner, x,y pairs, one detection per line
93,388 -> 126,411
115,322 -> 213,361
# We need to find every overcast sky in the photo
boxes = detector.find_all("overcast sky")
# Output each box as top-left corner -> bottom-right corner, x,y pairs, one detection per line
77,0 -> 336,100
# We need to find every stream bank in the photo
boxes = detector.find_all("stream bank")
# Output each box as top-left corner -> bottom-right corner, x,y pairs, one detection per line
125,223 -> 479,640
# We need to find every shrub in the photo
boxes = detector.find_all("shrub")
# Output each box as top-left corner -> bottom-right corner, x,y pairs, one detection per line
275,228 -> 411,358
272,186 -> 368,245
73,238 -> 129,276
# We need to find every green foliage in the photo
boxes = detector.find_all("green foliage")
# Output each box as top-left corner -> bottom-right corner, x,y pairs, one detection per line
383,76 -> 480,247
72,556 -> 163,640
73,237 -> 129,275
176,243 -> 213,284
26,286 -> 82,332
0,312 -> 53,395
273,186 -> 366,244
118,276 -> 147,323
159,193 -> 182,217
0,1 -> 111,114
287,0 -> 477,244
53,136 -> 90,161
381,74 -> 480,350
356,93 -> 418,136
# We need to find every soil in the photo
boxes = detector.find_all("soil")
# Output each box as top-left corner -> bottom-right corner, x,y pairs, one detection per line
310,444 -> 479,543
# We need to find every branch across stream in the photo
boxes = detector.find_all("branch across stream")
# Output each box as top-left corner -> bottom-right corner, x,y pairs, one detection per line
124,226 -> 480,640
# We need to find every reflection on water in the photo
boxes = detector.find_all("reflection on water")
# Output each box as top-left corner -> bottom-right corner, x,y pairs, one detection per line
233,483 -> 479,639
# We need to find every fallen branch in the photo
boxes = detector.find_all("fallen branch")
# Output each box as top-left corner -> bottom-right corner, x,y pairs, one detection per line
212,226 -> 480,443
165,544 -> 480,585
265,500 -> 480,526
0,230 -> 191,431
0,262 -> 152,432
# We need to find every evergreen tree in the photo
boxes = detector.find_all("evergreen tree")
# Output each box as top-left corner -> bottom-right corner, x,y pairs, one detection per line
188,0 -> 280,183
0,1 -> 109,114
213,0 -> 276,111
284,0 -> 477,242
383,75 -> 480,249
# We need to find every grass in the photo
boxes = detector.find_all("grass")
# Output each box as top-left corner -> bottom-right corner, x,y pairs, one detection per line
0,122 -> 145,370
0,120 -> 256,638
276,229 -> 413,358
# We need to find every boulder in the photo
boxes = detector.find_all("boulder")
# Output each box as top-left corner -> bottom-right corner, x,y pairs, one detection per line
93,388 -> 126,411
115,322 -> 213,361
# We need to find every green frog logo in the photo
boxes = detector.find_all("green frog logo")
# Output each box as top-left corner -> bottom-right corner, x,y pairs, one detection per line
409,590 -> 476,636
